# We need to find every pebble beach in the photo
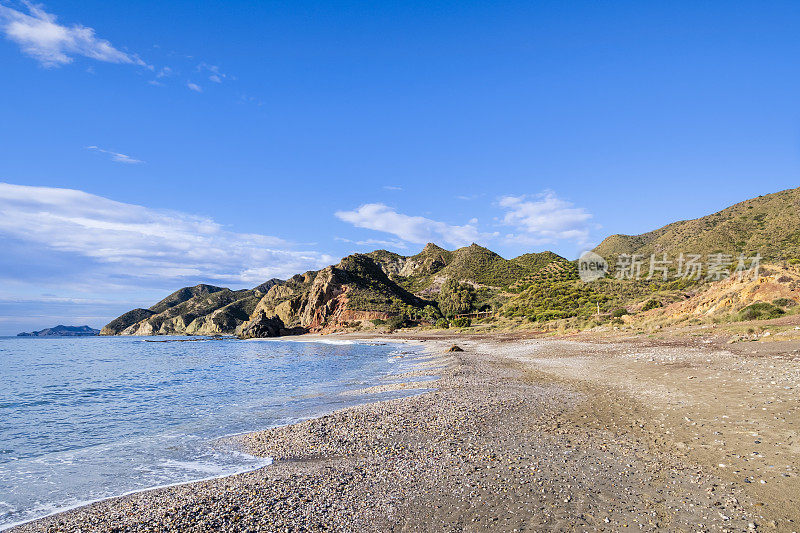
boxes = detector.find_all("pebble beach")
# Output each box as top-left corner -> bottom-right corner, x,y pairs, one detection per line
11,333 -> 799,532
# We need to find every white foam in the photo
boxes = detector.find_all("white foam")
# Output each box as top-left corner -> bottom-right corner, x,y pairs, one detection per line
0,456 -> 273,531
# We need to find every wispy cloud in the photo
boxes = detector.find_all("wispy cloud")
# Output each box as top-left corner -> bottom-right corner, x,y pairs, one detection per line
336,190 -> 594,252
86,145 -> 144,164
335,236 -> 409,249
498,190 -> 594,246
237,92 -> 264,107
383,185 -> 402,191
186,82 -> 202,92
456,193 -> 483,201
0,1 -> 147,68
0,183 -> 334,287
335,203 -> 493,248
197,62 -> 227,83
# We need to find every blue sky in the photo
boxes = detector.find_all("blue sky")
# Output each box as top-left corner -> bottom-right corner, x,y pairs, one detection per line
1,0 -> 800,333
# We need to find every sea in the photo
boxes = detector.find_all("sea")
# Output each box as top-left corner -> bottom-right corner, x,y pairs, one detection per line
0,335 -> 434,529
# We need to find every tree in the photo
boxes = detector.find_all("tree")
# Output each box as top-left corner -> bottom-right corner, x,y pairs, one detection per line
437,279 -> 476,316
422,305 -> 442,322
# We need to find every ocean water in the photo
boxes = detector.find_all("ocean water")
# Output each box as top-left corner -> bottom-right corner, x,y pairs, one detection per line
0,336 -> 432,529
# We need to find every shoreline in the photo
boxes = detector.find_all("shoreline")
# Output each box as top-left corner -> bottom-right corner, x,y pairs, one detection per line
2,337 -> 441,532
10,332 -> 800,531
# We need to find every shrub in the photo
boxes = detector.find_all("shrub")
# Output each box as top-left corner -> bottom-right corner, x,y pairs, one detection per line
371,318 -> 386,326
451,317 -> 471,328
772,297 -> 796,308
386,315 -> 406,333
738,302 -> 785,321
531,310 -> 576,323
611,308 -> 629,318
642,299 -> 663,311
435,318 -> 450,329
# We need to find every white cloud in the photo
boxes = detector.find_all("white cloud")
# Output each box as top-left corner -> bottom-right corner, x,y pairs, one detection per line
335,203 -> 492,248
197,62 -> 227,83
86,145 -> 144,164
0,1 -> 147,68
187,82 -> 202,92
456,193 -> 483,201
383,185 -> 402,191
498,190 -> 594,246
335,236 -> 408,249
0,183 -> 334,285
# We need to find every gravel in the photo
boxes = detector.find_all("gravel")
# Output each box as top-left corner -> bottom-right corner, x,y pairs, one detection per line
12,337 -> 762,532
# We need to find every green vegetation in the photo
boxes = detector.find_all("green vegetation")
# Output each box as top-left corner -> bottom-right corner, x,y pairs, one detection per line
772,297 -> 796,308
437,279 -> 476,316
371,243 -> 570,297
337,254 -> 431,314
501,261 -> 698,325
435,318 -> 450,329
502,268 -> 609,322
738,302 -> 785,321
451,317 -> 471,328
593,186 -> 800,262
422,305 -> 442,321
642,299 -> 663,311
386,315 -> 407,333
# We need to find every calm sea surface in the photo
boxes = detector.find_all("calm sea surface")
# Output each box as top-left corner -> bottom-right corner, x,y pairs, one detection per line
0,336 -> 431,529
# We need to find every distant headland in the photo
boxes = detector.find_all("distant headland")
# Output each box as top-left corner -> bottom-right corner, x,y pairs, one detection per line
17,325 -> 100,337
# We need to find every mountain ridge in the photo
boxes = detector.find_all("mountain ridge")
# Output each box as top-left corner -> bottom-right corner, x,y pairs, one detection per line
101,187 -> 800,337
101,244 -> 568,336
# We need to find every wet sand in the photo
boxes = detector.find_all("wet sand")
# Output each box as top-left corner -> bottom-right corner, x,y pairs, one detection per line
12,333 -> 799,532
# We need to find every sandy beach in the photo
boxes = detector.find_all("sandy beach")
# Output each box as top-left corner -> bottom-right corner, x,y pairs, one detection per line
11,332 -> 799,532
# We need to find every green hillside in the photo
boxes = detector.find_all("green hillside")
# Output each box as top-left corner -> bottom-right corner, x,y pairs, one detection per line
368,243 -> 567,295
593,187 -> 800,262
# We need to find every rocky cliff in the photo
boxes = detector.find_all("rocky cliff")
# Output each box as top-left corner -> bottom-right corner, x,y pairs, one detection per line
101,244 -> 568,338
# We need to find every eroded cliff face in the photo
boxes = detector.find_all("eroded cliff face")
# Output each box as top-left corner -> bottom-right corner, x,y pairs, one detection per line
232,254 -> 428,336
236,264 -> 380,334
298,267 -> 347,329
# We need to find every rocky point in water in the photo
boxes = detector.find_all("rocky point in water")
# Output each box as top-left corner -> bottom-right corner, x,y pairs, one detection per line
17,325 -> 100,337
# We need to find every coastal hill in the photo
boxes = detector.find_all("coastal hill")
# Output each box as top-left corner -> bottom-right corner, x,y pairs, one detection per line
101,244 -> 568,337
101,187 -> 800,338
17,325 -> 100,337
593,186 -> 800,261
